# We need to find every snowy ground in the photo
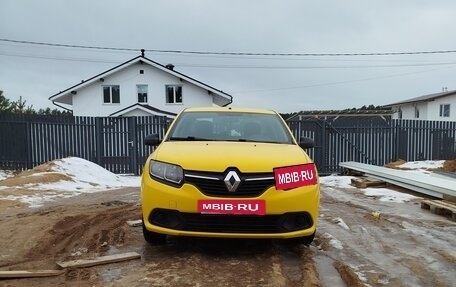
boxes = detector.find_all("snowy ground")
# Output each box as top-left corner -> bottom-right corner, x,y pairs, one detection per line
315,159 -> 455,286
0,157 -> 454,286
0,157 -> 447,208
0,157 -> 140,207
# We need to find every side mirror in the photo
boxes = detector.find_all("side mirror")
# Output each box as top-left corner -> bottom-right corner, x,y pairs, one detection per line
144,134 -> 161,146
299,137 -> 315,149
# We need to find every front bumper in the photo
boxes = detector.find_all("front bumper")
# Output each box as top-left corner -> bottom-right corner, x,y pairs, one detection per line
141,177 -> 319,239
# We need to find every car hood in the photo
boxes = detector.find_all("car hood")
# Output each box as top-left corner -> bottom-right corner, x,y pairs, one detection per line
152,141 -> 312,172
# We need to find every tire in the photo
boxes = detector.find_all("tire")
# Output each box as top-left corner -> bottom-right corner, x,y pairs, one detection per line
286,231 -> 315,246
142,220 -> 167,245
300,231 -> 315,246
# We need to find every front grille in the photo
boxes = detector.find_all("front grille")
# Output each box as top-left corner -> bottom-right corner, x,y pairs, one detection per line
184,170 -> 275,197
148,209 -> 313,233
183,213 -> 283,233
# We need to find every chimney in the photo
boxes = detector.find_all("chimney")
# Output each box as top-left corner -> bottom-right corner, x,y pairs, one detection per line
165,64 -> 175,70
141,49 -> 145,57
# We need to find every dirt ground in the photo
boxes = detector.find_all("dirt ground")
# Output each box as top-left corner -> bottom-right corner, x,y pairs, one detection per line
0,182 -> 455,286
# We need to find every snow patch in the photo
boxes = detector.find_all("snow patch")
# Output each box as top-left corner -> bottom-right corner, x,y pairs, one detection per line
321,232 -> 344,250
0,157 -> 140,207
332,217 -> 350,230
45,157 -> 140,191
0,170 -> 15,181
320,174 -> 419,203
397,160 -> 445,170
363,188 -> 418,203
320,175 -> 354,188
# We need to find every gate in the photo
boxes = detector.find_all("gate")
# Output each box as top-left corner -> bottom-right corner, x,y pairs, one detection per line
95,116 -> 170,174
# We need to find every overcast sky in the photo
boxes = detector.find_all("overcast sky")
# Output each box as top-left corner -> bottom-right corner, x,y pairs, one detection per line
1,0 -> 456,113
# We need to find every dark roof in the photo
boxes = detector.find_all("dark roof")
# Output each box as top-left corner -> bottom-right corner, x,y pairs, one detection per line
385,90 -> 456,107
109,104 -> 177,117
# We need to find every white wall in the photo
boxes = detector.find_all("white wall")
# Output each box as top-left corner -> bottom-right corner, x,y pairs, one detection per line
392,94 -> 456,121
427,94 -> 456,121
72,62 -> 214,116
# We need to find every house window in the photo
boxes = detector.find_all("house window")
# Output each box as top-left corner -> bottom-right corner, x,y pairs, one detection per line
166,85 -> 183,104
137,85 -> 148,103
414,106 -> 420,118
103,85 -> 120,104
439,104 -> 450,117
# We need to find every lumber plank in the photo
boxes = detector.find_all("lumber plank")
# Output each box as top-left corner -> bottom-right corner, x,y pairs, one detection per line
421,199 -> 456,222
351,177 -> 386,188
421,200 -> 456,211
340,161 -> 455,199
0,270 -> 64,278
56,252 -> 141,269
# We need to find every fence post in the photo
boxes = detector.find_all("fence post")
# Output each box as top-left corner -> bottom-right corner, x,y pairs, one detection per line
95,117 -> 103,167
128,117 -> 138,175
26,120 -> 33,169
321,119 -> 327,172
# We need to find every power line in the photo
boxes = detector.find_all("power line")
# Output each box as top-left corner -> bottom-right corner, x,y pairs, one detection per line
2,38 -> 456,57
0,52 -> 121,64
177,62 -> 456,69
0,38 -> 137,52
3,51 -> 456,70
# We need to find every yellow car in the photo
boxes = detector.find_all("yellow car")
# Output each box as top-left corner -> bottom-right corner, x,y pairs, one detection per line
141,107 -> 319,245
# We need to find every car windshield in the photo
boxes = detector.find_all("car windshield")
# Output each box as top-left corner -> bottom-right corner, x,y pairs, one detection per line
167,111 -> 294,144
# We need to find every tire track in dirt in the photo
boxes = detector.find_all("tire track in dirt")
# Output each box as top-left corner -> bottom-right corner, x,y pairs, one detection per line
26,202 -> 139,262
273,243 -> 321,287
110,238 -> 323,287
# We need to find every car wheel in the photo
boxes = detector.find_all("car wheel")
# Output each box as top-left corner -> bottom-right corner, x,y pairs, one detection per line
142,220 -> 166,245
300,231 -> 315,245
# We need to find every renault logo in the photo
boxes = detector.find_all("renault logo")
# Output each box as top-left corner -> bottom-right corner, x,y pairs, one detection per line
224,170 -> 241,192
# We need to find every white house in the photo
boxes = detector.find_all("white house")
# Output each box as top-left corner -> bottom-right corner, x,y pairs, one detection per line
385,90 -> 456,121
49,50 -> 233,117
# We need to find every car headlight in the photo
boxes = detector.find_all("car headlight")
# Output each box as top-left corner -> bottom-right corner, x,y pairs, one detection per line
149,160 -> 184,185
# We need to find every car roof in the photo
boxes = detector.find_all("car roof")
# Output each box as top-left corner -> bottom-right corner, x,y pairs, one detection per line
182,106 -> 277,115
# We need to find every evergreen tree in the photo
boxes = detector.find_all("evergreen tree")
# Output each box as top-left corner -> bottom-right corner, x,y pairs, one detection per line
0,90 -> 13,113
0,91 -> 71,115
10,96 -> 35,114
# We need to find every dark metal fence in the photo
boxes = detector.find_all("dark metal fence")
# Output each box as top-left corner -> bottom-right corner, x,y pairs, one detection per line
1,115 -> 455,175
0,115 -> 169,174
289,118 -> 456,174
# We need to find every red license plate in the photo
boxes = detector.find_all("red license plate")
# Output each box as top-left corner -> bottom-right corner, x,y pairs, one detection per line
198,199 -> 265,215
274,163 -> 318,190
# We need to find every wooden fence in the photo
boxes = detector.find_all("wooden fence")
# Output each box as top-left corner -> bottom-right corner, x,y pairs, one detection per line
1,115 -> 455,175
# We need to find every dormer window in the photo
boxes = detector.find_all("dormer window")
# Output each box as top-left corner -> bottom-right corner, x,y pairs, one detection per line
137,84 -> 148,103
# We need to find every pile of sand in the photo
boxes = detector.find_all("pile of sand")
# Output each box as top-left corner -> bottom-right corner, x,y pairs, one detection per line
442,159 -> 456,172
0,162 -> 73,187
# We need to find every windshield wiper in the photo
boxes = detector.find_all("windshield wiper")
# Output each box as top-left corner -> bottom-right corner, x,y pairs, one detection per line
237,138 -> 283,144
168,136 -> 213,141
